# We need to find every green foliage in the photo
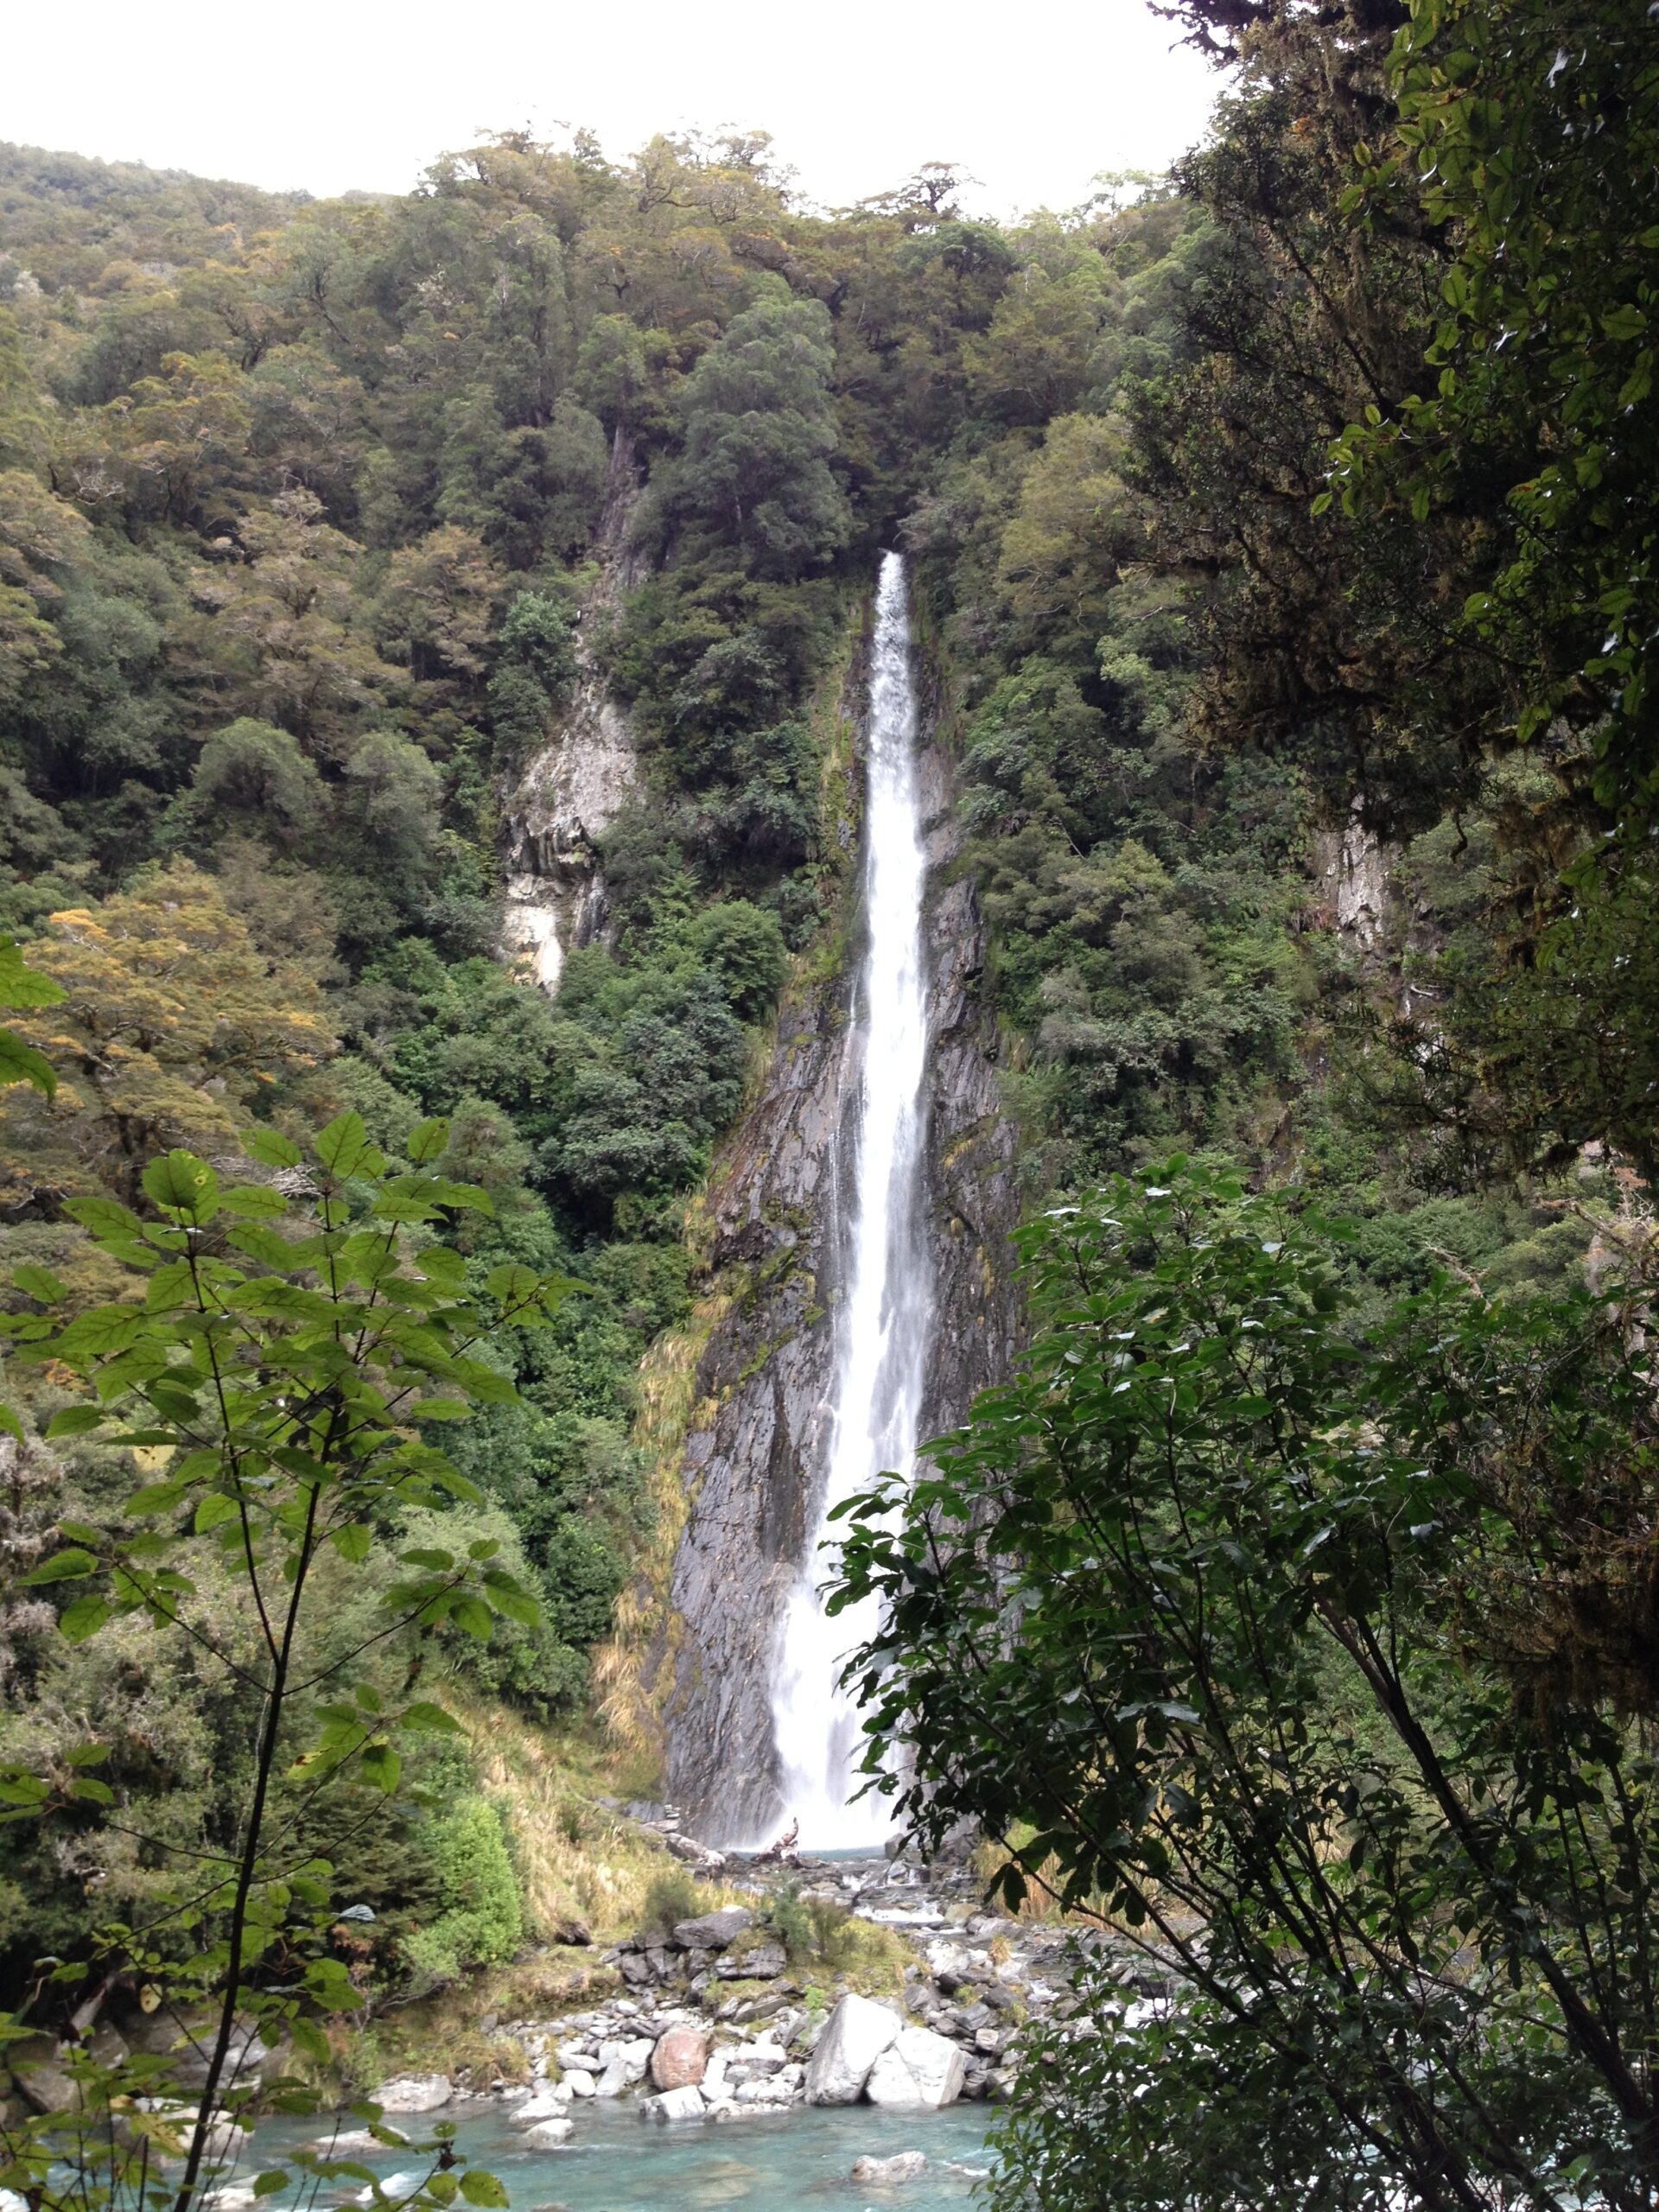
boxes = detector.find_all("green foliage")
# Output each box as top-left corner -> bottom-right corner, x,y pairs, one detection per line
650,285 -> 851,582
400,1798 -> 523,1987
838,1162 -> 1659,2209
0,1110 -> 559,2212
639,1867 -> 710,1934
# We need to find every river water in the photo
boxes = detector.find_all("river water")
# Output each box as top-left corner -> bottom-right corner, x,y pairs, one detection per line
767,551 -> 932,1849
253,2098 -> 994,2212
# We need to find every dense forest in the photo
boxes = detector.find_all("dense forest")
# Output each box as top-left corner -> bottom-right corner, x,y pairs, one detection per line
1,0 -> 1657,2202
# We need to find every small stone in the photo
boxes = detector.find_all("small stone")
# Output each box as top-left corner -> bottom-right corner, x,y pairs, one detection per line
851,2151 -> 928,2183
563,2069 -> 596,2098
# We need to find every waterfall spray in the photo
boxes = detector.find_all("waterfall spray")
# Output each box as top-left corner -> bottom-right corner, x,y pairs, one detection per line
767,551 -> 931,1847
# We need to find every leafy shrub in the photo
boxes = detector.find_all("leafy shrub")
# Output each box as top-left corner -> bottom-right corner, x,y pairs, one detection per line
400,1798 -> 524,1987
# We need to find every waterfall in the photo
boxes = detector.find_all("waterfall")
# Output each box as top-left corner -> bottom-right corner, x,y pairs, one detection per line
766,551 -> 931,1847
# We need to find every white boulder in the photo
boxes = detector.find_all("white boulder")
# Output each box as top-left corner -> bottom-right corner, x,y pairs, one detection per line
563,2069 -> 596,2098
643,2086 -> 706,2122
508,2089 -> 570,2126
804,1995 -> 902,2105
521,2118 -> 574,2148
865,2025 -> 966,2109
373,2075 -> 451,2114
852,2151 -> 928,2183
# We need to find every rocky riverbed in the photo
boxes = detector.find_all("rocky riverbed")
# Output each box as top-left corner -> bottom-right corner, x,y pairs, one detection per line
347,1829 -> 1081,2158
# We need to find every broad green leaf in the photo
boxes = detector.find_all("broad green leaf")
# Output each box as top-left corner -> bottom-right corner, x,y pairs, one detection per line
0,938 -> 67,1012
406,1117 -> 450,1163
398,1700 -> 461,1733
25,1548 -> 99,1585
219,1183 -> 289,1218
330,1523 -> 372,1564
46,1404 -> 111,1438
13,1263 -> 65,1305
0,1031 -> 56,1095
142,1149 -> 219,1218
315,1110 -> 372,1178
459,2175 -> 508,2209
243,1125 -> 303,1169
59,1597 -> 111,1643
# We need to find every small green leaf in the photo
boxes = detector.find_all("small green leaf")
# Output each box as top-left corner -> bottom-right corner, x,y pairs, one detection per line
458,2173 -> 508,2208
252,2172 -> 291,2197
13,1263 -> 66,1305
67,1776 -> 115,1805
330,1523 -> 372,1564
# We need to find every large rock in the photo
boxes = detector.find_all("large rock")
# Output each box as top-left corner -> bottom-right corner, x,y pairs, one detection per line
852,2151 -> 928,2183
716,1942 -> 786,1980
649,2025 -> 708,2091
643,2085 -> 706,2122
865,2026 -> 965,2109
10,2037 -> 80,2115
521,2118 -> 574,2148
671,1908 -> 753,1952
508,2089 -> 570,2126
373,2075 -> 452,2114
804,1995 -> 900,2105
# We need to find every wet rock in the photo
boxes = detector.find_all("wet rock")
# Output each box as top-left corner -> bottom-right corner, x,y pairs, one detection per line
520,2118 -> 574,2148
865,2026 -> 966,2109
804,1994 -> 900,2105
642,2085 -> 705,2121
372,2075 -> 451,2114
648,2025 -> 708,2091
672,1908 -> 753,1951
851,2151 -> 928,2183
509,2089 -> 571,2126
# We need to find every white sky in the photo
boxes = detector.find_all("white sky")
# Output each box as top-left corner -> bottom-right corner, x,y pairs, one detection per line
1,0 -> 1223,219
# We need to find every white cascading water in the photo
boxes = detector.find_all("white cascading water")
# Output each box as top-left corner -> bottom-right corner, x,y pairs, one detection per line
767,550 -> 931,1847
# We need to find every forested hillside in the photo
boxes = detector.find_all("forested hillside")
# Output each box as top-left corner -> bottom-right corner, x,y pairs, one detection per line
2,0 -> 1657,2196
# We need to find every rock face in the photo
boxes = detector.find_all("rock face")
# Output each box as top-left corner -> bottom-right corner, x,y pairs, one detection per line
655,634 -> 1021,1843
648,2024 -> 709,2090
499,430 -> 645,997
804,1995 -> 902,2105
864,2024 -> 965,2109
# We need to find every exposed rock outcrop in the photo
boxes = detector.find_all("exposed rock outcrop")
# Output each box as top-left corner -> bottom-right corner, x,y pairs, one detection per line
499,429 -> 645,995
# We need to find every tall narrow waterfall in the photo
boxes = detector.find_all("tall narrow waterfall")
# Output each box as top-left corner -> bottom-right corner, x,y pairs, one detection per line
767,551 -> 931,1846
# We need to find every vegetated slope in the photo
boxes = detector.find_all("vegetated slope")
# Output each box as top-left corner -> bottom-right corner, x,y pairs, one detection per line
0,47 -> 1641,2028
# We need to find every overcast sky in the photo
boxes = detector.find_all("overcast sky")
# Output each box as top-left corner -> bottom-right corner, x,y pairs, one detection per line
1,0 -> 1223,219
